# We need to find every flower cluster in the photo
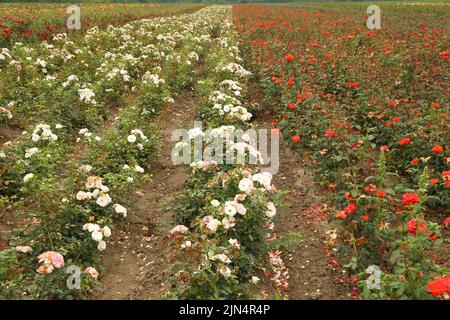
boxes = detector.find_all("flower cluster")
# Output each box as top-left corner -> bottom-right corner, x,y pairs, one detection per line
83,223 -> 112,251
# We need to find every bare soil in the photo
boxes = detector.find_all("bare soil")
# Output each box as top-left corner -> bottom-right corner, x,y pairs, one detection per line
94,87 -> 198,300
248,82 -> 352,300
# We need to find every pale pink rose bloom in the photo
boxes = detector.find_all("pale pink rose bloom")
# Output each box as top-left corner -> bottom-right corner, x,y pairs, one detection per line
51,252 -> 65,269
84,267 -> 99,279
170,225 -> 188,235
15,246 -> 33,254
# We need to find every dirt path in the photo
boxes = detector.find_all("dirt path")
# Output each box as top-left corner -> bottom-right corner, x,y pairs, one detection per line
249,83 -> 352,300
94,84 -> 199,300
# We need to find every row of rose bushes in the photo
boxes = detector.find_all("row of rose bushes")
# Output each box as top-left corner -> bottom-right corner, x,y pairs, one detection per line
233,4 -> 449,299
0,3 -> 204,47
166,8 -> 289,300
0,7 -> 218,299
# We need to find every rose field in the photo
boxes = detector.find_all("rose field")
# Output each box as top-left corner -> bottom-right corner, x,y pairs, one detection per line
0,1 -> 449,302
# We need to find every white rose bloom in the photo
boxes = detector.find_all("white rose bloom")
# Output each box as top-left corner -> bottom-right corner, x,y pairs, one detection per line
228,238 -> 240,249
127,134 -> 137,143
113,204 -> 127,217
206,218 -> 221,233
87,223 -> 100,233
251,276 -> 260,284
91,230 -> 103,242
76,191 -> 92,201
102,226 -> 111,237
219,266 -> 231,278
210,199 -> 220,207
224,202 -> 237,217
23,173 -> 34,183
266,202 -> 277,218
97,240 -> 106,251
96,193 -> 112,207
238,178 -> 254,194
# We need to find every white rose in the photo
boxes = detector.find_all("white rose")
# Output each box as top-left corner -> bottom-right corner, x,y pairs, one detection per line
102,226 -> 111,237
91,230 -> 103,242
97,240 -> 106,251
23,173 -> 34,183
210,199 -> 220,207
96,193 -> 112,207
127,135 -> 137,143
113,204 -> 127,217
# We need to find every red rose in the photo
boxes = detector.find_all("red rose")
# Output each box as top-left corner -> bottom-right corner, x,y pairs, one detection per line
444,217 -> 450,227
361,215 -> 369,221
343,203 -> 358,215
399,138 -> 411,146
427,276 -> 450,297
431,145 -> 444,154
285,54 -> 295,62
336,211 -> 347,219
402,193 -> 420,206
288,103 -> 297,110
406,218 -> 426,235
433,102 -> 440,108
287,76 -> 295,87
325,129 -> 337,138
291,135 -> 301,143
347,82 -> 360,88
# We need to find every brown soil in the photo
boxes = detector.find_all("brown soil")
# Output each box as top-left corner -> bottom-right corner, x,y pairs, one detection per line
94,86 -> 198,300
248,83 -> 352,300
0,124 -> 21,146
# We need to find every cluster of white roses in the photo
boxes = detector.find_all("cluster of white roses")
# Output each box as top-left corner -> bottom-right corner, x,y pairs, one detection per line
78,87 -> 96,104
142,72 -> 166,86
77,128 -> 101,143
127,129 -> 148,150
76,176 -> 112,207
220,80 -> 242,97
31,124 -> 59,142
83,223 -> 112,251
216,62 -> 252,78
209,90 -> 252,122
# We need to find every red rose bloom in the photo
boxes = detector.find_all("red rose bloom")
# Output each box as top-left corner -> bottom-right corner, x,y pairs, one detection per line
399,138 -> 411,146
287,76 -> 295,87
336,211 -> 347,219
406,218 -> 426,235
291,135 -> 301,143
343,203 -> 358,215
325,129 -> 337,138
288,103 -> 297,110
285,54 -> 295,62
444,217 -> 450,227
427,276 -> 450,297
347,82 -> 360,88
402,193 -> 420,206
431,145 -> 443,154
